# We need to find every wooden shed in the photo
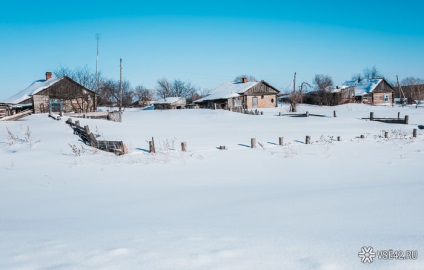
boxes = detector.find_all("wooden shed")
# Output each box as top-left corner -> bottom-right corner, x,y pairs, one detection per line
3,72 -> 97,114
195,78 -> 279,110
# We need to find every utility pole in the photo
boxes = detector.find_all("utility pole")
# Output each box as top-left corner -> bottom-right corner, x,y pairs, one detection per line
95,33 -> 100,93
396,75 -> 405,103
119,58 -> 123,112
293,72 -> 296,93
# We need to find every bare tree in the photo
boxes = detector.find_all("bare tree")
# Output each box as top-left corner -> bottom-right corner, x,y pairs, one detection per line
191,88 -> 211,102
54,66 -> 99,91
233,75 -> 257,82
363,66 -> 383,79
98,79 -> 133,106
155,78 -> 199,102
156,78 -> 173,99
314,74 -> 334,91
351,73 -> 364,82
288,91 -> 303,112
134,85 -> 154,106
312,74 -> 334,105
172,80 -> 197,99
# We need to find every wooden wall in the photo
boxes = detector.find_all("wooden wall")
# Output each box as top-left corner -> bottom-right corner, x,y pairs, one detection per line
245,95 -> 277,108
32,95 -> 49,114
371,92 -> 393,105
0,104 -> 8,118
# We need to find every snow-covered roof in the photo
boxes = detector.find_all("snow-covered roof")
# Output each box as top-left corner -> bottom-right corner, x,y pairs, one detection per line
155,97 -> 185,104
341,79 -> 383,96
3,77 -> 62,104
196,81 -> 260,102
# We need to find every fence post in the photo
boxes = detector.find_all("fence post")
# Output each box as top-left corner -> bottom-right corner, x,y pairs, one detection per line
360,134 -> 365,139
370,112 -> 374,121
181,142 -> 187,152
337,136 -> 341,141
384,131 -> 388,138
306,111 -> 309,117
413,128 -> 417,138
333,110 -> 337,117
88,133 -> 97,147
251,138 -> 256,148
149,141 -> 155,153
305,135 -> 310,144
279,137 -> 284,146
398,112 -> 400,120
405,115 -> 409,124
84,125 -> 90,135
279,112 -> 282,116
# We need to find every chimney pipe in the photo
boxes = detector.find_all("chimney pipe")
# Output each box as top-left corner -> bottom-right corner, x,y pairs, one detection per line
46,72 -> 52,80
242,77 -> 248,83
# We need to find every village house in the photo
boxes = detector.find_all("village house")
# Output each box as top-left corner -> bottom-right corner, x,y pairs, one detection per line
3,72 -> 97,114
195,78 -> 280,109
341,78 -> 394,105
154,97 -> 186,110
132,97 -> 155,107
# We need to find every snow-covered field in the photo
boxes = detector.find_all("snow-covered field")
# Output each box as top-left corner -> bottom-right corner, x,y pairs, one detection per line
1,104 -> 423,270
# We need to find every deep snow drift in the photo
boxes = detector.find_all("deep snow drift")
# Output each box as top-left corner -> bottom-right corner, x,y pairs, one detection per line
0,104 -> 423,270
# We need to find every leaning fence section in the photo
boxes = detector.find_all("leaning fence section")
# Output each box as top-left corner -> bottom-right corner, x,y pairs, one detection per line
66,118 -> 127,155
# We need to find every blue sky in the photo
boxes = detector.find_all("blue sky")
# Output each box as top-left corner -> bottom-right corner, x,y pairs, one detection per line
1,0 -> 423,100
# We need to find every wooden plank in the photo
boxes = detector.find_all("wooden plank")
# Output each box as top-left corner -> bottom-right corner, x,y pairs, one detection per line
0,109 -> 32,121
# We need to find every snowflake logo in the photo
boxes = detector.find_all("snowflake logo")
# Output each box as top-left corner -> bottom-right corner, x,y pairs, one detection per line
358,246 -> 376,263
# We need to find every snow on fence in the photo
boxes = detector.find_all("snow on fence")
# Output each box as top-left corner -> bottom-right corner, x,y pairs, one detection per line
66,118 -> 127,155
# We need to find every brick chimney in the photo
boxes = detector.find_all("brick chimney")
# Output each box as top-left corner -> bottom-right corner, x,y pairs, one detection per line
46,72 -> 52,80
242,77 -> 248,83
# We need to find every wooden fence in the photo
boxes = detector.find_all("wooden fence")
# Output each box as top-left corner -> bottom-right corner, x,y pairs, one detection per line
0,109 -> 32,122
66,118 -> 127,155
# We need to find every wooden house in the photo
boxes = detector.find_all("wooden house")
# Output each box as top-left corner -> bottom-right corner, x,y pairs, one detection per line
3,72 -> 97,114
341,78 -> 394,105
195,78 -> 280,110
154,97 -> 186,110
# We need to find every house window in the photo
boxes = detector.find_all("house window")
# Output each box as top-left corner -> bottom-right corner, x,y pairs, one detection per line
261,95 -> 264,99
384,94 -> 389,102
271,98 -> 274,103
234,99 -> 242,107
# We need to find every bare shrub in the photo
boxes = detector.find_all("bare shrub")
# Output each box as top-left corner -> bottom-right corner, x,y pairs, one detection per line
69,144 -> 81,156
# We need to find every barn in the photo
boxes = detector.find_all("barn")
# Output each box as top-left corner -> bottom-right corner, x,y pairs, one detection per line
3,72 -> 97,114
195,78 -> 280,110
341,78 -> 394,105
